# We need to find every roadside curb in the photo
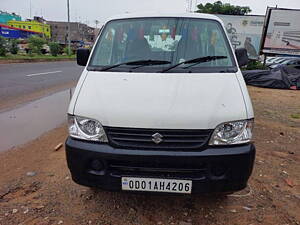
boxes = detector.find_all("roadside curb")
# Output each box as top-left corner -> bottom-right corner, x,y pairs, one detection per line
0,58 -> 76,64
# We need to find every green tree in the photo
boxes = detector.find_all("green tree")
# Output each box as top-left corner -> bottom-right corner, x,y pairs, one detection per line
49,42 -> 61,56
0,36 -> 7,56
9,39 -> 19,55
196,1 -> 251,15
28,35 -> 46,55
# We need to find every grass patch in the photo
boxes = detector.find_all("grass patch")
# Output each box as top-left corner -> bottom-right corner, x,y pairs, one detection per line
290,113 -> 300,119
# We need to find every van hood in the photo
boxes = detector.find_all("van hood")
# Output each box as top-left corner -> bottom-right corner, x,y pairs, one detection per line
73,72 -> 247,129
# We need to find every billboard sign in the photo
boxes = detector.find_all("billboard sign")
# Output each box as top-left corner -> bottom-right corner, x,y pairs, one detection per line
217,14 -> 265,59
0,24 -> 40,39
261,8 -> 300,56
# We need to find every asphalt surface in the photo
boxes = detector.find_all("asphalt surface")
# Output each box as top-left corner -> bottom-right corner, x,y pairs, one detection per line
0,61 -> 83,101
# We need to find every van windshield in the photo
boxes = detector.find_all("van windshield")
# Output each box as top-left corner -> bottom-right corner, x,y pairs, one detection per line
89,17 -> 237,73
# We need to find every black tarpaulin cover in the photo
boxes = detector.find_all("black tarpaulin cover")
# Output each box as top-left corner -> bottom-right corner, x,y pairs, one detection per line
242,65 -> 300,90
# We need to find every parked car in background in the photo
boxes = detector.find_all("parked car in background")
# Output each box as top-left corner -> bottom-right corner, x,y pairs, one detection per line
266,57 -> 286,66
269,57 -> 300,69
271,57 -> 292,64
265,57 -> 277,65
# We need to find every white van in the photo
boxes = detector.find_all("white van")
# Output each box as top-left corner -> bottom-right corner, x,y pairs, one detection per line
66,13 -> 255,194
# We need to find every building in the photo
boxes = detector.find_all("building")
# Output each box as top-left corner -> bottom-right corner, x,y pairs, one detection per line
0,24 -> 41,39
47,21 -> 95,44
94,28 -> 101,40
0,11 -> 21,24
8,17 -> 51,39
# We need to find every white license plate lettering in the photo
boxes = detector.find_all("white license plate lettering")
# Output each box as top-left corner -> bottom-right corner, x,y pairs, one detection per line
122,177 -> 192,194
166,182 -> 171,191
178,183 -> 183,191
185,183 -> 191,192
141,181 -> 146,189
173,182 -> 178,191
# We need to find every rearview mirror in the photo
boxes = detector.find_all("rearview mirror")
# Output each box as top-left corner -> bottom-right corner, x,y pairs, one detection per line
235,48 -> 248,67
77,48 -> 90,66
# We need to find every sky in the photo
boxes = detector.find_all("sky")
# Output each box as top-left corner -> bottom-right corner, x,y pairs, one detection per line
1,0 -> 299,27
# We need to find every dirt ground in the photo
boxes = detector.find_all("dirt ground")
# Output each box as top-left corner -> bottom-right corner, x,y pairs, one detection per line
0,86 -> 299,225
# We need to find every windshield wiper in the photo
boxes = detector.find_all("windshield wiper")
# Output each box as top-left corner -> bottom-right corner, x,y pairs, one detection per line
100,60 -> 171,71
161,56 -> 227,73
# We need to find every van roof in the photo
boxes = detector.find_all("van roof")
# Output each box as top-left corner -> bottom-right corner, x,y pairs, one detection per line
106,12 -> 223,23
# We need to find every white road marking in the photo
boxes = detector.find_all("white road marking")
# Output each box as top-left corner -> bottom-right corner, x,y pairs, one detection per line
26,70 -> 62,77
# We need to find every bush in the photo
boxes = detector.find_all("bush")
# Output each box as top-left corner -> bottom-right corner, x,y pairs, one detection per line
49,42 -> 61,56
28,35 -> 46,55
9,39 -> 19,54
63,46 -> 73,55
243,60 -> 268,70
0,36 -> 7,56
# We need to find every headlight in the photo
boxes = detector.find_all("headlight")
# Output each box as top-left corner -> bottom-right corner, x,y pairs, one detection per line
68,115 -> 108,142
209,119 -> 254,146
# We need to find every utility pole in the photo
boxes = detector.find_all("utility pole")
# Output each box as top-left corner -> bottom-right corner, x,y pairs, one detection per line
29,0 -> 32,18
67,0 -> 71,55
95,20 -> 99,29
186,0 -> 193,12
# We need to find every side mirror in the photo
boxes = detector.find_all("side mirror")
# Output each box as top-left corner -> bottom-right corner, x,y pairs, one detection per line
77,48 -> 90,66
235,48 -> 249,67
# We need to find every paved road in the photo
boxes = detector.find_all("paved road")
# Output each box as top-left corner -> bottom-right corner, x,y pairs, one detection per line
0,61 -> 83,101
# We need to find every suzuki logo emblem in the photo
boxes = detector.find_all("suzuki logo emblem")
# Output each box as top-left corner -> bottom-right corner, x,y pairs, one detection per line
152,133 -> 163,144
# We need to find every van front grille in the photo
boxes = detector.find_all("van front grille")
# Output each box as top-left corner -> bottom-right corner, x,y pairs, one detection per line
104,127 -> 213,150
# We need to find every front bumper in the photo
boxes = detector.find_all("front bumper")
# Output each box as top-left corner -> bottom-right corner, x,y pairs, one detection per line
65,137 -> 255,194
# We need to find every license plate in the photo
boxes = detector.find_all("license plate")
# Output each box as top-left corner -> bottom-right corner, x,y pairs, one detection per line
121,177 -> 192,194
